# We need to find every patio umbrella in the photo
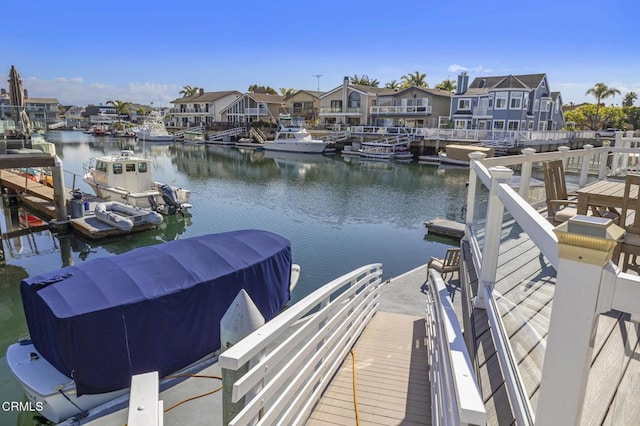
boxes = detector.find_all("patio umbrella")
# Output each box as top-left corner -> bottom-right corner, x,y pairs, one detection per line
8,65 -> 31,135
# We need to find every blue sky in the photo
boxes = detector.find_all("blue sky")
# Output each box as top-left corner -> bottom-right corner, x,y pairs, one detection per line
2,0 -> 638,107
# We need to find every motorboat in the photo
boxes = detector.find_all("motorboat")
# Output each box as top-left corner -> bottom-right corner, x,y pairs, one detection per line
357,138 -> 413,162
264,115 -> 328,154
437,144 -> 494,166
134,110 -> 175,142
94,201 -> 163,231
7,230 -> 299,424
83,149 -> 191,215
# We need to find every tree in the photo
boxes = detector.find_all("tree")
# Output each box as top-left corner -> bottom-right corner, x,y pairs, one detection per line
564,104 -> 626,130
349,75 -> 379,87
623,92 -> 638,107
179,85 -> 200,98
585,82 -> 621,129
248,84 -> 277,94
384,80 -> 401,90
401,71 -> 428,88
106,100 -> 131,128
279,88 -> 296,97
435,79 -> 456,92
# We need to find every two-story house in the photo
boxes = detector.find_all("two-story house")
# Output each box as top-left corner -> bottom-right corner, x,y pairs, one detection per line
25,96 -> 61,128
221,93 -> 285,124
167,90 -> 242,128
450,72 -> 564,131
280,90 -> 322,124
319,77 -> 385,127
371,87 -> 452,128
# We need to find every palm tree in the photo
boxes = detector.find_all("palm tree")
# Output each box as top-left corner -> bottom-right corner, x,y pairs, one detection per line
279,88 -> 296,97
401,71 -> 428,88
623,92 -> 638,107
350,75 -> 379,87
435,79 -> 456,92
179,85 -> 200,98
385,80 -> 401,90
106,100 -> 131,129
585,82 -> 621,129
248,85 -> 277,94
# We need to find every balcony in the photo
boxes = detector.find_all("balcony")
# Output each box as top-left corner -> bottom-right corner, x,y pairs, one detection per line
370,105 -> 432,115
168,108 -> 211,115
472,106 -> 491,116
319,107 -> 364,115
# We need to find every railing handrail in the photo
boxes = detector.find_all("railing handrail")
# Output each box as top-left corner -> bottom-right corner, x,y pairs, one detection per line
219,264 -> 383,425
426,270 -> 486,425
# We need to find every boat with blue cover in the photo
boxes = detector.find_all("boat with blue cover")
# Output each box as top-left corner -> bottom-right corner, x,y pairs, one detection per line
6,230 -> 296,423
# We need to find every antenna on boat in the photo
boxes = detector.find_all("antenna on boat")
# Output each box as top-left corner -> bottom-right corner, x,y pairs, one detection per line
312,74 -> 323,91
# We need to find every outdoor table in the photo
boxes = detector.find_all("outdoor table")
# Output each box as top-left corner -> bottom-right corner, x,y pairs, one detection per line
576,180 -> 635,216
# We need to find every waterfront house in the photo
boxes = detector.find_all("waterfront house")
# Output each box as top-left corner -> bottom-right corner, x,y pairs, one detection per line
83,104 -> 119,125
280,90 -> 322,124
319,77 -> 385,127
220,93 -> 285,124
25,97 -> 61,128
167,90 -> 242,128
371,86 -> 452,128
450,72 -> 565,131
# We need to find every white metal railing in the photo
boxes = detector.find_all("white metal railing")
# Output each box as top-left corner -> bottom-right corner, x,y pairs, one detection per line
425,270 -> 486,425
219,264 -> 383,425
370,105 -> 433,115
465,133 -> 640,424
208,127 -> 246,141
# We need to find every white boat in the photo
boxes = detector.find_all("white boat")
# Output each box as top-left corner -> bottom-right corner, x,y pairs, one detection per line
134,110 -> 175,142
437,144 -> 494,166
358,139 -> 413,162
264,115 -> 328,154
7,230 -> 299,424
94,201 -> 163,231
83,149 -> 191,215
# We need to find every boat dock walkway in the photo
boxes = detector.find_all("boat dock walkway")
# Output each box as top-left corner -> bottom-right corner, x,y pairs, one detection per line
80,263 -> 462,426
425,217 -> 465,240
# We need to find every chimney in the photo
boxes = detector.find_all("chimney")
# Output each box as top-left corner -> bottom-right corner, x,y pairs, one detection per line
23,89 -> 28,99
199,88 -> 204,95
456,72 -> 469,95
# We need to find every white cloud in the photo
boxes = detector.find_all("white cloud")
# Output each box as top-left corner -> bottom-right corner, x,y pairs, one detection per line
447,64 -> 492,74
1,74 -> 179,107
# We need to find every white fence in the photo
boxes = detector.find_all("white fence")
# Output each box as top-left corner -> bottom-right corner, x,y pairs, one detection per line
465,133 -> 640,424
425,270 -> 486,425
219,264 -> 383,425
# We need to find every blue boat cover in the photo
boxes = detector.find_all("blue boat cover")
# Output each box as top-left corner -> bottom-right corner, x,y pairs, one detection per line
21,230 -> 292,396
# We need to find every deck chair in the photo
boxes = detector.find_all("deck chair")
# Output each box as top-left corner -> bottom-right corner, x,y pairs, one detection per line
614,174 -> 640,272
544,160 -> 619,225
427,248 -> 460,281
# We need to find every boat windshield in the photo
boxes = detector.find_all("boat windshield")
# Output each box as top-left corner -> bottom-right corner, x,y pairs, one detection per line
279,116 -> 305,129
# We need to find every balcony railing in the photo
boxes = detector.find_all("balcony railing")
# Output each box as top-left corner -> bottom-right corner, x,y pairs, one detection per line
370,105 -> 432,115
319,107 -> 364,115
168,108 -> 211,114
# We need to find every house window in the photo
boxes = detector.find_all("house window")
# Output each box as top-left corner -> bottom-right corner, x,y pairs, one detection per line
455,119 -> 470,129
96,160 -> 107,173
330,100 -> 342,112
534,99 -> 540,111
458,99 -> 471,110
348,92 -> 361,108
541,100 -> 550,112
495,93 -> 508,109
528,121 -> 534,130
538,121 -> 546,130
507,121 -> 519,130
493,120 -> 505,130
509,93 -> 523,109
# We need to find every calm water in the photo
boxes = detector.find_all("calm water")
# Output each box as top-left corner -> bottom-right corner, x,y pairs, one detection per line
0,131 -> 468,425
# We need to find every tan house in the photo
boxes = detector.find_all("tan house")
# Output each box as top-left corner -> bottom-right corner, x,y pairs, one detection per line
319,77 -> 385,127
221,93 -> 285,124
280,90 -> 322,124
26,97 -> 61,128
168,90 -> 242,128
372,87 -> 452,128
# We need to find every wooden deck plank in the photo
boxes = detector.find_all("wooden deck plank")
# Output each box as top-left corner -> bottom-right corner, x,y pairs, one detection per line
307,311 -> 430,425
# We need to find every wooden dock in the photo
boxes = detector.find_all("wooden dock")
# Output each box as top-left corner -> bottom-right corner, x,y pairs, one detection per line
307,311 -> 431,425
425,217 -> 465,240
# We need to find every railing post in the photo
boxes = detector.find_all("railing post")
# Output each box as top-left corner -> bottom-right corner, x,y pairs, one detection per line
518,148 -> 536,202
579,144 -> 593,188
465,152 -> 488,230
474,166 -> 514,309
558,145 -> 570,171
536,216 -> 624,425
598,141 -> 611,179
619,133 -> 630,172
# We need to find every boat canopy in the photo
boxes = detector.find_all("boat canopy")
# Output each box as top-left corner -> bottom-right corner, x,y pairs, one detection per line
21,230 -> 292,396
